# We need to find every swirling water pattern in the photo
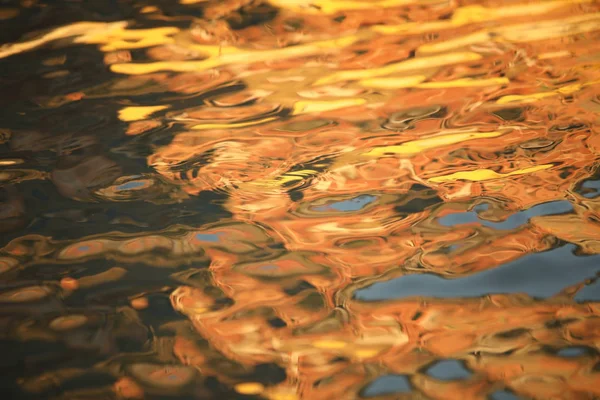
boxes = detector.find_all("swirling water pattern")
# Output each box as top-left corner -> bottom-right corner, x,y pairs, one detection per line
2,0 -> 600,399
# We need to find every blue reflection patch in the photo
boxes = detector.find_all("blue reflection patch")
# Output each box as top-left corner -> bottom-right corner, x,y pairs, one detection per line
489,389 -> 522,400
582,179 -> 600,198
312,194 -> 377,212
439,200 -> 573,230
363,374 -> 411,397
425,360 -> 472,381
575,280 -> 600,302
556,346 -> 590,358
115,180 -> 147,191
194,233 -> 221,242
355,245 -> 600,301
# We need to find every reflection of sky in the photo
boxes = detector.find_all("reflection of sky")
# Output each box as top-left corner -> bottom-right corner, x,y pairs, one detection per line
489,390 -> 522,400
438,200 -> 573,230
363,374 -> 411,397
582,179 -> 600,198
312,194 -> 377,212
356,245 -> 600,301
194,233 -> 221,242
115,180 -> 146,191
574,279 -> 600,302
556,346 -> 589,357
425,359 -> 472,381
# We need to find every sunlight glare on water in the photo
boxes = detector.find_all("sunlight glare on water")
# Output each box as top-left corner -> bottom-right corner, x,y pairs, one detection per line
2,0 -> 600,399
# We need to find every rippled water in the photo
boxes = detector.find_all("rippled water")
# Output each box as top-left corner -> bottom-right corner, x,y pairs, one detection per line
2,0 -> 600,399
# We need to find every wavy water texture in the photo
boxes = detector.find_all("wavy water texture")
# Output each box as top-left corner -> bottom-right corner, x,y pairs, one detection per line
2,0 -> 600,399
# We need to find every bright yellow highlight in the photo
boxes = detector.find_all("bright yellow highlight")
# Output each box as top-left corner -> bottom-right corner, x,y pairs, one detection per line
354,348 -> 382,358
77,26 -> 179,51
359,75 -> 426,89
360,76 -> 509,90
293,98 -> 366,115
249,170 -> 319,188
140,6 -> 159,13
364,131 -> 504,158
538,51 -> 571,60
496,80 -> 600,104
268,392 -> 299,400
315,52 -> 482,86
418,12 -> 600,54
235,382 -> 265,395
111,33 -> 369,75
313,339 -> 348,349
418,31 -> 492,54
374,0 -> 592,35
268,0 -> 426,14
118,106 -> 168,122
451,2 -> 584,26
0,21 -> 127,59
418,77 -> 510,88
0,159 -> 23,166
501,13 -> 600,43
0,20 -> 178,56
191,117 -> 277,130
497,93 -> 558,105
429,164 -> 553,183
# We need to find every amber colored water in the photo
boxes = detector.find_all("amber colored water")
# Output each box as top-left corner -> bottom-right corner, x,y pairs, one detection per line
2,0 -> 600,399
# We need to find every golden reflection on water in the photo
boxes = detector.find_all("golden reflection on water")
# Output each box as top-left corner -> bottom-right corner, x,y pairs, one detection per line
2,0 -> 600,399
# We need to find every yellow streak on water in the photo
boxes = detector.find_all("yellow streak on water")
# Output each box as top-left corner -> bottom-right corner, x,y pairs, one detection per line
4,1 -> 600,399
118,106 -> 169,122
373,0 -> 593,35
417,77 -> 510,89
292,98 -> 367,115
360,76 -> 510,90
313,339 -> 347,349
314,52 -> 483,86
418,13 -> 600,54
111,33 -> 370,75
235,382 -> 265,395
266,390 -> 299,400
359,75 -> 427,89
78,26 -> 180,51
246,169 -> 320,189
429,164 -> 554,183
191,117 -> 278,130
496,80 -> 600,104
0,21 -> 128,59
363,131 -> 506,158
268,0 -> 435,14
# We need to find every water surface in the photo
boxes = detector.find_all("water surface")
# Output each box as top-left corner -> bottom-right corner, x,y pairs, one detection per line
1,0 -> 600,399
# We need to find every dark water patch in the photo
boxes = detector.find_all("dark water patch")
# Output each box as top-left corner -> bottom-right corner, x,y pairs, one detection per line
394,184 -> 443,215
284,280 -> 317,296
0,180 -> 230,245
226,2 -> 279,30
492,108 -> 524,122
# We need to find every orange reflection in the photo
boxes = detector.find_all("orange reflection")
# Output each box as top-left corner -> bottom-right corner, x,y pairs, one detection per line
2,0 -> 600,399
